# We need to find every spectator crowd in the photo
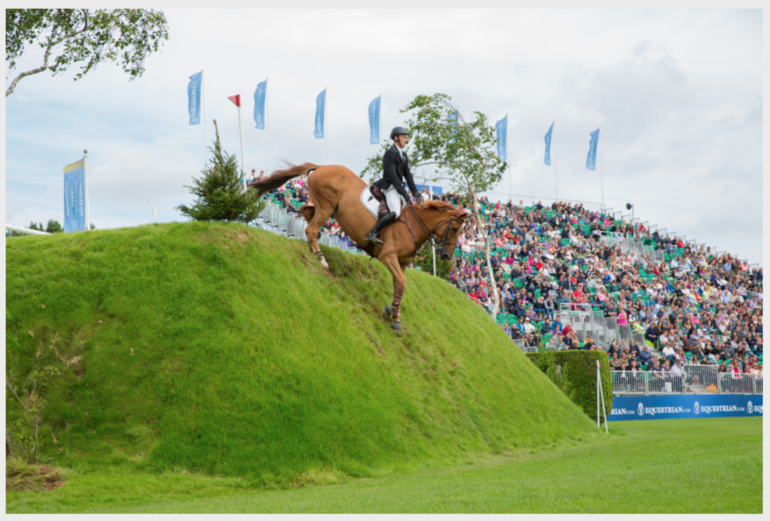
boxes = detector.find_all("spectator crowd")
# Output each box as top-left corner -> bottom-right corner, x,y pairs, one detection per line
259,181 -> 763,377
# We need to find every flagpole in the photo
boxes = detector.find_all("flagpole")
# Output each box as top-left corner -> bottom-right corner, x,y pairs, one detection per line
83,149 -> 90,231
202,70 -> 207,165
553,120 -> 559,200
238,101 -> 245,176
599,125 -> 604,208
325,87 -> 329,164
266,78 -> 270,174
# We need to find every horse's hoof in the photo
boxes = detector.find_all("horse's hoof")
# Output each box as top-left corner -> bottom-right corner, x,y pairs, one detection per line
383,305 -> 395,319
321,259 -> 329,270
391,320 -> 401,335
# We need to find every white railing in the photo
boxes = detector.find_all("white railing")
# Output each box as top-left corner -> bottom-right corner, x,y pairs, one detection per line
610,370 -> 647,395
612,366 -> 763,396
258,201 -> 363,256
516,343 -> 539,354
718,373 -> 762,395
6,224 -> 52,236
683,364 -> 719,393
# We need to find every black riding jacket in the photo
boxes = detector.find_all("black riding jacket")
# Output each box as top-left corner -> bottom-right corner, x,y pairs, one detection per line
372,144 -> 420,201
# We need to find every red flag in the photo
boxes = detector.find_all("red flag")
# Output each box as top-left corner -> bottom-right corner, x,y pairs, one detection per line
228,94 -> 241,107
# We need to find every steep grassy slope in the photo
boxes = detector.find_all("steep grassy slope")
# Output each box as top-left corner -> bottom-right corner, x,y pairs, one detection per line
6,222 -> 598,482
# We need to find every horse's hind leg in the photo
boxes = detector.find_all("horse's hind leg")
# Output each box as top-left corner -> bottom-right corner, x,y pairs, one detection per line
303,204 -> 333,270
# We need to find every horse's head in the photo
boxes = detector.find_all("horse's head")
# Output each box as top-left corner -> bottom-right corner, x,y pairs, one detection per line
419,201 -> 470,261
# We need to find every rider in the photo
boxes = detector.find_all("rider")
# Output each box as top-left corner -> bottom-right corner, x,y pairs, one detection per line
365,126 -> 421,245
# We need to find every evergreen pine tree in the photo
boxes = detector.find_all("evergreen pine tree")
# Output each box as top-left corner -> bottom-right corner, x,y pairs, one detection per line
177,120 -> 265,223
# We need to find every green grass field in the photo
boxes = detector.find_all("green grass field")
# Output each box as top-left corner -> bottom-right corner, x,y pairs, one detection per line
6,418 -> 762,513
6,222 -> 595,483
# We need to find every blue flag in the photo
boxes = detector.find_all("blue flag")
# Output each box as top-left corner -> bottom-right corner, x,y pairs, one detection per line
254,80 -> 267,129
448,111 -> 458,143
544,122 -> 554,166
368,95 -> 381,144
314,89 -> 326,139
187,71 -> 202,125
63,158 -> 87,232
496,116 -> 508,161
586,128 -> 600,170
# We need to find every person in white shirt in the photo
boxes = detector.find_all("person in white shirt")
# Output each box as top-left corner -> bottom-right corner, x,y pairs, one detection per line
661,343 -> 676,363
523,318 -> 536,334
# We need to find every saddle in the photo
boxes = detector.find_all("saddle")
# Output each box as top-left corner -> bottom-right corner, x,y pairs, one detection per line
370,186 -> 389,218
360,185 -> 391,219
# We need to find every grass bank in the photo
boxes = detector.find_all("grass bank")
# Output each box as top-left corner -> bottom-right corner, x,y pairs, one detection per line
6,222 -> 596,485
6,418 -> 762,513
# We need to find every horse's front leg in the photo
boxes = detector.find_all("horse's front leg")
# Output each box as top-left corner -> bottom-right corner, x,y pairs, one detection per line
380,254 -> 407,334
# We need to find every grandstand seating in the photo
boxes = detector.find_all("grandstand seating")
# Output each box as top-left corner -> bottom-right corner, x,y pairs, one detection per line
258,180 -> 762,378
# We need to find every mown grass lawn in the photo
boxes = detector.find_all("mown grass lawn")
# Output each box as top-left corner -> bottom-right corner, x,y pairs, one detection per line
7,417 -> 762,513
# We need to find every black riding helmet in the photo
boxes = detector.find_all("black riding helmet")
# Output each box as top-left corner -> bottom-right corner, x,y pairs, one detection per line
390,126 -> 408,139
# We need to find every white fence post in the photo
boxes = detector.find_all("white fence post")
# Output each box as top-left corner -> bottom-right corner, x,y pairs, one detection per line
597,360 -> 608,433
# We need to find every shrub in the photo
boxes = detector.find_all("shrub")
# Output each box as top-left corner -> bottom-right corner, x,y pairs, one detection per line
526,350 -> 613,424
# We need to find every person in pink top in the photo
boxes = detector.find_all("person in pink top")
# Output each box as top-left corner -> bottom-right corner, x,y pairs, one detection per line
617,307 -> 628,326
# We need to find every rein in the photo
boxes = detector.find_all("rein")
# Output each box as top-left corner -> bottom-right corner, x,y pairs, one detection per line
398,204 -> 462,258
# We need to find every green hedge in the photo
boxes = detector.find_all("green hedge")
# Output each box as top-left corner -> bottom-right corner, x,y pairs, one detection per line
526,351 -> 613,424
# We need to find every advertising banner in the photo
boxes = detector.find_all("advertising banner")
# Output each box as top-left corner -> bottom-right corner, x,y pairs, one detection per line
368,95 -> 380,144
495,115 -> 507,161
544,122 -> 554,166
609,394 -> 763,421
254,80 -> 266,129
586,128 -> 600,170
188,71 -> 202,125
63,158 -> 87,233
314,89 -> 326,139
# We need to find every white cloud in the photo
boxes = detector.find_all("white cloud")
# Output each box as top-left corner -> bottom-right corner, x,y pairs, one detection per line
4,9 -> 762,264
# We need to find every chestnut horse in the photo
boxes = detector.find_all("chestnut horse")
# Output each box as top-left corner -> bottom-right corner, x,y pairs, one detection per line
250,163 -> 469,334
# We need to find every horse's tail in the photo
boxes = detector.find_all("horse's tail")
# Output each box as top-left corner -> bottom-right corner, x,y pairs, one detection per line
250,162 -> 319,196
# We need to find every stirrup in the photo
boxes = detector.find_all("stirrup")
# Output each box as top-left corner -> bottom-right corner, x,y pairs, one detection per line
365,232 -> 383,245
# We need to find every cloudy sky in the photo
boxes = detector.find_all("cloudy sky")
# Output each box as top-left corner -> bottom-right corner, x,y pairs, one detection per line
5,9 -> 763,265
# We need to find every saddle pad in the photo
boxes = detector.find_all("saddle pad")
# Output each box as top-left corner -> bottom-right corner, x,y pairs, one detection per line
360,185 -> 380,218
360,185 -> 403,219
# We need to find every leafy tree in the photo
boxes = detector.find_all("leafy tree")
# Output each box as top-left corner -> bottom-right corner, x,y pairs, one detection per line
6,9 -> 168,97
363,94 -> 507,318
45,219 -> 63,233
413,242 -> 454,280
177,120 -> 266,224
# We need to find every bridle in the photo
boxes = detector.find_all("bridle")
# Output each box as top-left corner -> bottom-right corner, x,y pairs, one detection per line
398,204 -> 464,258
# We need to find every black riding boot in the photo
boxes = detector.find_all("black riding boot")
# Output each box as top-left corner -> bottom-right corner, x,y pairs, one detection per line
365,212 -> 396,245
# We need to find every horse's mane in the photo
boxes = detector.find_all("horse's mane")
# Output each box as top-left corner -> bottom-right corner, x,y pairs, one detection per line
415,200 -> 460,213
